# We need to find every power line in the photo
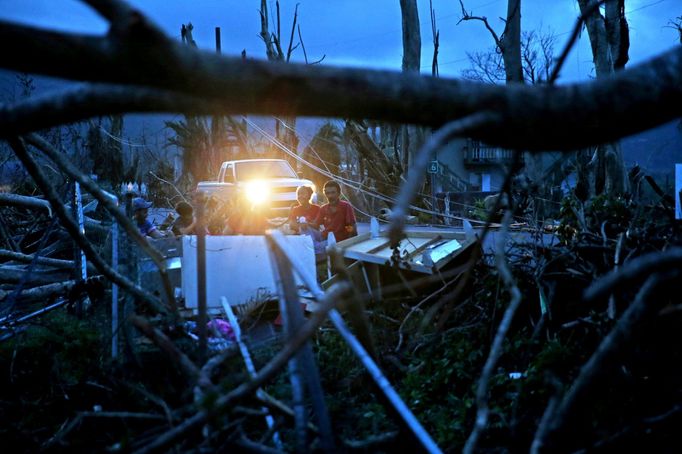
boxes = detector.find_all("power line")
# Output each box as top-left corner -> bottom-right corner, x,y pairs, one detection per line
98,125 -> 147,148
244,116 -> 505,225
273,117 -> 494,213
273,117 -> 454,203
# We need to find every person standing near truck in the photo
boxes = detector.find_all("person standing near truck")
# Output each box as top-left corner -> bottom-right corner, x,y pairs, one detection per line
288,185 -> 326,260
288,186 -> 320,233
310,180 -> 357,242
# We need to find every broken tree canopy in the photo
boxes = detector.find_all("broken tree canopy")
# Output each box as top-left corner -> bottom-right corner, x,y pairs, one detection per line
0,2 -> 680,150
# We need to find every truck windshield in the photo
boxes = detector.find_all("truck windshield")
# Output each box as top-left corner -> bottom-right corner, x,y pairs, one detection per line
235,161 -> 297,180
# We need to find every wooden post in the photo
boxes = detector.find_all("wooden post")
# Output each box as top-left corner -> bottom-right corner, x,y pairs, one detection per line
215,27 -> 221,54
195,192 -> 207,363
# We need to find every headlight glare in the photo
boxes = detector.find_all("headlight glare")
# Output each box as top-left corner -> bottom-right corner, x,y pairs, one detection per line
244,180 -> 270,205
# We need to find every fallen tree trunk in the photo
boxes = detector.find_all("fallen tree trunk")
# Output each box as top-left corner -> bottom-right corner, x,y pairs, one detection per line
0,265 -> 71,286
0,193 -> 52,216
0,275 -> 103,303
0,248 -> 75,268
0,248 -> 98,274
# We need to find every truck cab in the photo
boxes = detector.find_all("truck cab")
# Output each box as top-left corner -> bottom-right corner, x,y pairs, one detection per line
197,159 -> 315,217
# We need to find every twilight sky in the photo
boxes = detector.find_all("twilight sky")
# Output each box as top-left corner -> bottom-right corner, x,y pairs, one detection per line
0,0 -> 678,84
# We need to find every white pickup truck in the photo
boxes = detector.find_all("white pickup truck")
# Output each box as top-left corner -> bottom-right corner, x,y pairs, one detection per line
197,159 -> 315,216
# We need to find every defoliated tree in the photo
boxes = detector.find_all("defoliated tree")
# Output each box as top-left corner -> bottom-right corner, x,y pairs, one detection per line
576,0 -> 630,195
259,0 -> 320,170
457,0 -> 549,193
164,116 -> 226,188
398,0 -> 423,175
301,122 -> 343,193
462,28 -> 556,84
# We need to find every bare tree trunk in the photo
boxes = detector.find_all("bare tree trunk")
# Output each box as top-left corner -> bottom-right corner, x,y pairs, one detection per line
400,0 -> 421,73
501,0 -> 542,207
346,120 -> 400,202
577,0 -> 629,195
260,1 -> 299,165
501,0 -> 523,84
399,0 -> 422,176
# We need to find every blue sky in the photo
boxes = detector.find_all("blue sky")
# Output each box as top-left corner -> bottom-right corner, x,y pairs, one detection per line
0,0 -> 678,83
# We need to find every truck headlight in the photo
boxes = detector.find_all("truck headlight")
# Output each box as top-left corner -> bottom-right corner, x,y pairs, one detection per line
244,180 -> 270,205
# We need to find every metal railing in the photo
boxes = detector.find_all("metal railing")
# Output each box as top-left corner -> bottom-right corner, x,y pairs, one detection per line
434,160 -> 469,192
464,146 -> 515,165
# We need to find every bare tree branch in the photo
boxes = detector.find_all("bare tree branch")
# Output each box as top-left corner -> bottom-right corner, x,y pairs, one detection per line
388,112 -> 497,247
296,24 -> 309,64
430,0 -> 439,77
583,247 -> 682,303
0,248 -> 79,270
285,3 -> 299,62
463,209 -> 523,454
130,315 -> 200,382
458,0 -> 502,48
259,0 -> 278,60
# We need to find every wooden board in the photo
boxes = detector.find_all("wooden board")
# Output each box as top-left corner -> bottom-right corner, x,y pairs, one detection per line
335,228 -> 475,274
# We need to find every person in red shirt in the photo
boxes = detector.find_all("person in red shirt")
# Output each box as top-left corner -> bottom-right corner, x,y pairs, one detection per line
311,180 -> 357,242
288,185 -> 320,233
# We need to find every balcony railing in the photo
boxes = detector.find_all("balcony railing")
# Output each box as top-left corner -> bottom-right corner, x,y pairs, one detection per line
464,146 -> 515,165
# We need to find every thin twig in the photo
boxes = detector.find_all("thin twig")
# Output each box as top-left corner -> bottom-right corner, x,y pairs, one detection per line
395,263 -> 466,351
457,0 -> 502,48
148,171 -> 188,203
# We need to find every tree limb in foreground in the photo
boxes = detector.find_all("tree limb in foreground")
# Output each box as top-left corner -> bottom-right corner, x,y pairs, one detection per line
0,12 -> 680,151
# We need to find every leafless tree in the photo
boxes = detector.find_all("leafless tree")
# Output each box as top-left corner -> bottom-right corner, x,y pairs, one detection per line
457,0 -> 548,200
458,0 -> 522,84
669,15 -> 682,44
462,28 -> 556,84
576,0 -> 630,195
259,0 -> 306,168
